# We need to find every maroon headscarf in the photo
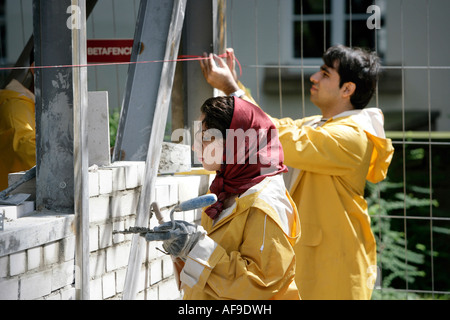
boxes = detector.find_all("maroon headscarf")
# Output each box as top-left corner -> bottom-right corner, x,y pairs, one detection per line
205,97 -> 288,219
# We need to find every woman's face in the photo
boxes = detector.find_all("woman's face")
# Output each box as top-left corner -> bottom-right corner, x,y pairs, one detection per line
192,114 -> 224,172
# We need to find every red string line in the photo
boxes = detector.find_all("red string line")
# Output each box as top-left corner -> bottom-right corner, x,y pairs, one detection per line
0,53 -> 243,77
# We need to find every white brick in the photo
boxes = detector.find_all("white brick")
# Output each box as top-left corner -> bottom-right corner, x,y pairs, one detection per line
102,272 -> 116,299
89,250 -> 106,278
60,286 -> 76,300
89,225 -> 99,252
43,242 -> 59,265
20,269 -> 52,300
112,220 -> 125,244
155,184 -> 171,208
44,291 -> 61,300
52,260 -> 74,291
88,170 -> 100,197
10,251 -> 26,276
110,191 -> 139,219
162,255 -> 174,279
106,243 -> 130,272
183,210 -> 195,223
158,278 -> 181,300
137,285 -> 158,300
178,176 -> 202,202
98,168 -> 113,195
0,201 -> 35,220
124,163 -> 139,189
0,255 -> 8,277
136,266 -> 149,293
90,277 -> 103,300
61,236 -> 75,262
99,223 -> 113,249
150,259 -> 162,285
27,246 -> 42,271
0,278 -> 19,299
111,166 -> 126,191
89,196 -> 111,223
146,240 -> 166,261
115,268 -> 127,293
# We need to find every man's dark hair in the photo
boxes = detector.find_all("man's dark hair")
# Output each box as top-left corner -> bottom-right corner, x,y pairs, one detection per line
200,96 -> 234,137
323,45 -> 381,109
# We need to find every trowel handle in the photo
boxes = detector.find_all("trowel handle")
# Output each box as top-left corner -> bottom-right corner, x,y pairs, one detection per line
176,194 -> 218,212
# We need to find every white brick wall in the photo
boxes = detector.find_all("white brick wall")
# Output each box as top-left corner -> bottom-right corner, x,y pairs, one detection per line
0,161 -> 211,300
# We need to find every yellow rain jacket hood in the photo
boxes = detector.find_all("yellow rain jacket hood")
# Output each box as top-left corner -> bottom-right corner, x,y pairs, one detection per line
180,174 -> 301,300
0,80 -> 36,190
270,108 -> 394,300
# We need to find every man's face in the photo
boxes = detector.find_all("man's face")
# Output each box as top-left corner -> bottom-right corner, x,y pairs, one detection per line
309,62 -> 343,109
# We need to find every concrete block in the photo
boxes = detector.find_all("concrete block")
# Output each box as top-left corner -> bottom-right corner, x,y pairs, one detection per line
158,142 -> 191,174
10,251 -> 26,276
27,246 -> 42,271
20,269 -> 52,300
88,91 -> 111,167
0,278 -> 19,300
1,201 -> 35,220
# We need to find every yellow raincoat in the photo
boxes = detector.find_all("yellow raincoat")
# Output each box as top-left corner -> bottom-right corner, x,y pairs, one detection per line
0,80 -> 36,190
181,174 -> 301,300
270,109 -> 394,300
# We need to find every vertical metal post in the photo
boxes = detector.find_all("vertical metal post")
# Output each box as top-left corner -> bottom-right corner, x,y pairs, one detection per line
33,0 -> 74,213
33,0 -> 90,299
122,0 -> 187,300
182,0 -> 226,136
113,0 -> 182,162
71,0 -> 90,300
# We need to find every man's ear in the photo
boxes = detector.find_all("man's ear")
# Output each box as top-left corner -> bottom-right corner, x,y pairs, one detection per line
342,82 -> 356,98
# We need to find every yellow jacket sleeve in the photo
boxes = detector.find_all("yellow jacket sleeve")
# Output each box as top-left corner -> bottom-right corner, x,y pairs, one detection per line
181,207 -> 299,300
272,116 -> 370,176
0,93 -> 36,189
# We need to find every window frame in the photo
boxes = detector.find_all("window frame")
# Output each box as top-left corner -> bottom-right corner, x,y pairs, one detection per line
281,0 -> 385,66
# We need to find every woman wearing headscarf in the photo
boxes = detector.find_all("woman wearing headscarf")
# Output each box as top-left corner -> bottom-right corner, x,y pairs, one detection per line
151,96 -> 300,300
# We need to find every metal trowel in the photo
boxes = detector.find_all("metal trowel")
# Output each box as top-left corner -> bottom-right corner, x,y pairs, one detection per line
0,166 -> 36,206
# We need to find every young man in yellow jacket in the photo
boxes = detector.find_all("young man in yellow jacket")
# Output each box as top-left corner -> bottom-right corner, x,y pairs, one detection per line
200,45 -> 394,300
